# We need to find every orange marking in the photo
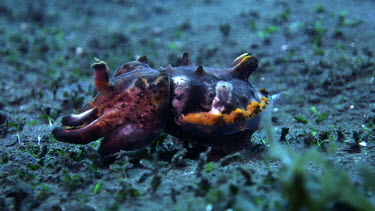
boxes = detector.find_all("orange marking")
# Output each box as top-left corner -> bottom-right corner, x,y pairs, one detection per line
182,96 -> 268,126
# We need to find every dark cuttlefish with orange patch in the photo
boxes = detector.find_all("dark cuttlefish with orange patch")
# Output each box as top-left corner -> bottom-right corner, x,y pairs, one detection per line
53,53 -> 268,158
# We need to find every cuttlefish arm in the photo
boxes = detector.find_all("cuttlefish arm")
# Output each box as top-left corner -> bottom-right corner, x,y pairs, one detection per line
53,58 -> 170,156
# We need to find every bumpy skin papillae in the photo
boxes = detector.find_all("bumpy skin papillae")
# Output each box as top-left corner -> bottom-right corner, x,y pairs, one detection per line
53,53 -> 268,157
163,53 -> 267,154
52,57 -> 170,156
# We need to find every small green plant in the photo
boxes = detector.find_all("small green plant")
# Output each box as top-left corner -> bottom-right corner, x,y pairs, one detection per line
258,25 -> 279,38
337,10 -> 357,26
39,183 -> 52,191
315,4 -> 325,13
36,184 -> 52,201
132,189 -> 141,197
93,181 -> 102,194
311,21 -> 326,55
28,164 -> 40,170
39,114 -> 53,126
168,42 -> 176,51
156,133 -> 168,146
205,162 -> 215,172
8,119 -> 25,145
262,115 -> 375,210
280,8 -> 291,22
310,106 -> 328,123
28,119 -> 37,126
116,183 -> 141,201
63,172 -> 82,191
250,20 -> 257,31
73,67 -> 80,77
293,114 -> 308,124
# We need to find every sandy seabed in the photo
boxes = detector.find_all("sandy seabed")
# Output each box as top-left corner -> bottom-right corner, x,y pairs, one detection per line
0,0 -> 374,210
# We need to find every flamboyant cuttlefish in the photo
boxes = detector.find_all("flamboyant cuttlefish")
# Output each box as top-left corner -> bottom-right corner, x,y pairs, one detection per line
53,53 -> 268,157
